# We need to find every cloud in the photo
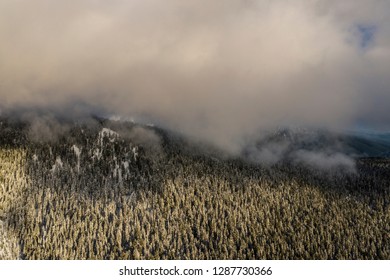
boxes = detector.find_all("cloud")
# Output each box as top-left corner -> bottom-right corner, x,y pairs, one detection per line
245,141 -> 290,166
0,0 -> 389,153
292,150 -> 356,172
122,126 -> 164,160
26,113 -> 71,144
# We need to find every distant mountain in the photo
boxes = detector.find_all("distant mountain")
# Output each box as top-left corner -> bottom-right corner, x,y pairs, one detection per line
0,116 -> 389,260
343,131 -> 390,157
247,127 -> 390,159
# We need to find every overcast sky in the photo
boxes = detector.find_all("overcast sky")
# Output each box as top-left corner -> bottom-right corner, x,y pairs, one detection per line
1,0 -> 389,152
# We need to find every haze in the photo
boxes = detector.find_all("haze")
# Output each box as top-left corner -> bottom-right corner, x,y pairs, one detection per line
1,0 -> 389,153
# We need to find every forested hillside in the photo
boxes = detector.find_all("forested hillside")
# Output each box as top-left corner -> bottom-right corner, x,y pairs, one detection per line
0,118 -> 389,259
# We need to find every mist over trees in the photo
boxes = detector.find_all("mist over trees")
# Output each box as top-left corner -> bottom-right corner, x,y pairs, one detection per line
1,0 -> 389,260
0,118 -> 389,259
1,0 -> 390,154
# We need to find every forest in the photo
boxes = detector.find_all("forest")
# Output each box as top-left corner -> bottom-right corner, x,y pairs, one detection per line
0,117 -> 389,259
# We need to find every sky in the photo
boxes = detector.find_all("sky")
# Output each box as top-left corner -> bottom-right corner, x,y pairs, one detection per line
0,0 -> 389,153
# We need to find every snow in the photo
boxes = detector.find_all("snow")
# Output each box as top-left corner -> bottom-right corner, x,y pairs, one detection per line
99,128 -> 119,144
132,146 -> 139,161
71,145 -> 81,157
92,128 -> 119,160
51,157 -> 63,173
92,148 -> 102,160
122,161 -> 129,171
56,157 -> 63,168
71,145 -> 81,172
122,161 -> 130,179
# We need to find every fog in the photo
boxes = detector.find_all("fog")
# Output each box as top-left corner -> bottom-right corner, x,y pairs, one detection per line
1,0 -> 389,155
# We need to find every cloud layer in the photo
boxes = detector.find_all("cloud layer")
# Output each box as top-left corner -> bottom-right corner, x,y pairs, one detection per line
1,0 -> 389,153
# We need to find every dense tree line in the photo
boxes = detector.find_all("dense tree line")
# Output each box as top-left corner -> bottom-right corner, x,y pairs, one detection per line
0,119 -> 389,259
